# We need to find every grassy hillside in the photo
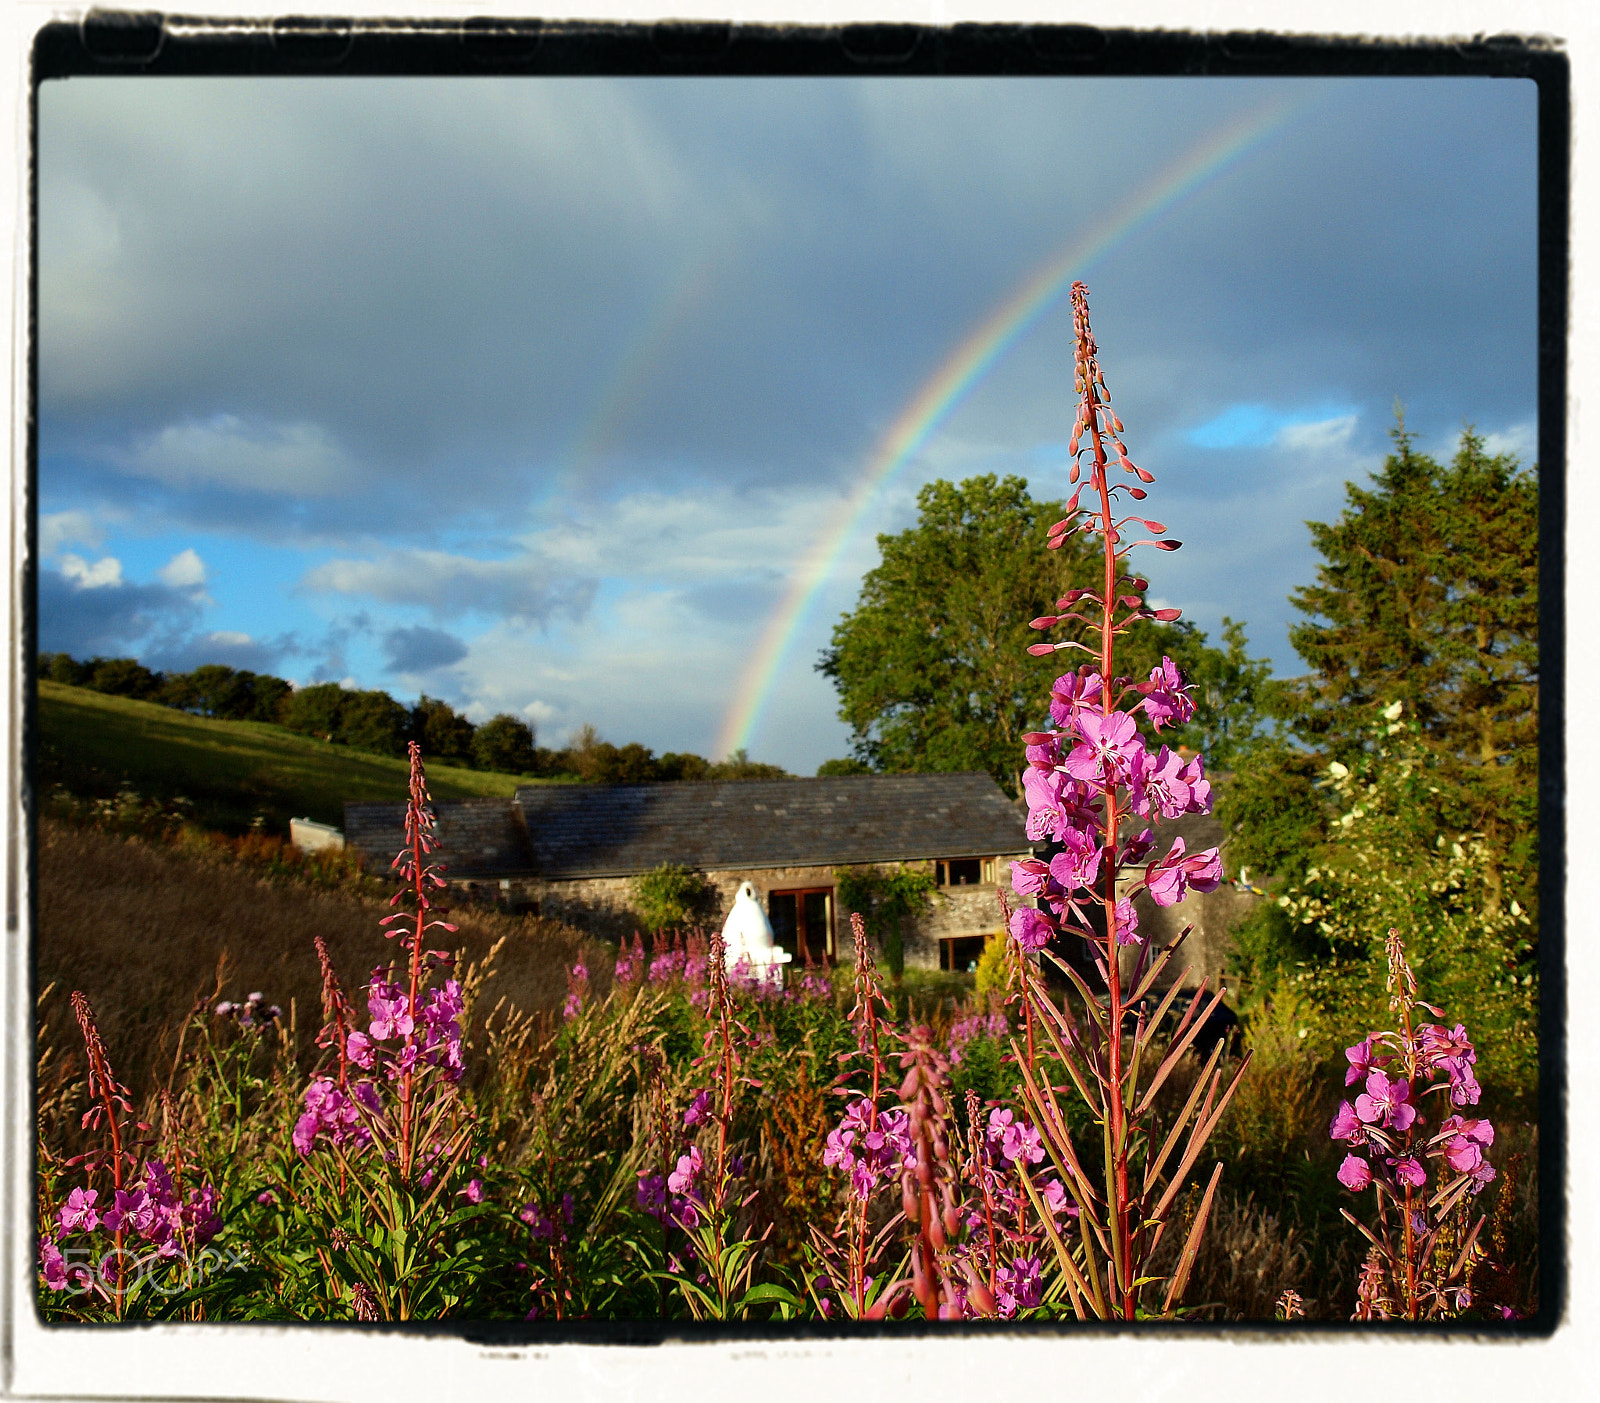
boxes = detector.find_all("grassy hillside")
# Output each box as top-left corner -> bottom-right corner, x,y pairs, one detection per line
35,680 -> 563,835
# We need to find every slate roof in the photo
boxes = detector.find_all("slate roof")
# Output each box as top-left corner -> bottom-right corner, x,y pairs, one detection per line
512,773 -> 1026,879
344,796 -> 534,878
344,773 -> 1027,881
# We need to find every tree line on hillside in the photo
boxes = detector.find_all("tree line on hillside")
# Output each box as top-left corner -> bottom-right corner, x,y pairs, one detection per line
35,655 -> 791,782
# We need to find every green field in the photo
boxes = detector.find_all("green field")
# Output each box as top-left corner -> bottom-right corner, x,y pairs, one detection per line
34,680 -> 562,834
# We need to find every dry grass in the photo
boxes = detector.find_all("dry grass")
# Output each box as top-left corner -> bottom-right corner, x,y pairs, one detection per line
34,817 -> 607,1101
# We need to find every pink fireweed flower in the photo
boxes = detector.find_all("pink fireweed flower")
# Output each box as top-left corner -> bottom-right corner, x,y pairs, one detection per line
999,1118 -> 1045,1167
1337,1154 -> 1373,1191
1120,827 -> 1156,865
1355,1070 -> 1417,1132
57,1186 -> 99,1235
346,1030 -> 376,1069
462,1179 -> 485,1203
1048,824 -> 1103,891
1008,857 -> 1057,900
102,1187 -> 155,1237
1112,897 -> 1140,946
1177,754 -> 1211,813
1391,1156 -> 1427,1189
667,1146 -> 703,1196
1418,1022 -> 1475,1069
1129,744 -> 1192,821
1439,1055 -> 1482,1107
1063,709 -> 1142,788
366,972 -> 412,1041
995,1255 -> 1044,1317
1144,837 -> 1224,908
1438,1115 -> 1495,1174
1469,1159 -> 1498,1194
1344,1038 -> 1387,1086
1008,906 -> 1055,954
39,1237 -> 69,1291
1048,670 -> 1103,729
1023,767 -> 1093,844
1139,656 -> 1196,733
1330,1100 -> 1366,1144
683,1089 -> 712,1128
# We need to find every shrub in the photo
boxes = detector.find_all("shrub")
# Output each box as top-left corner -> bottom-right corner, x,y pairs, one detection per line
632,864 -> 714,931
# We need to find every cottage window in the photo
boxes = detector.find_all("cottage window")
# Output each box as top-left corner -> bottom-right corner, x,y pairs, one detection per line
767,887 -> 834,964
935,857 -> 984,886
940,935 -> 988,972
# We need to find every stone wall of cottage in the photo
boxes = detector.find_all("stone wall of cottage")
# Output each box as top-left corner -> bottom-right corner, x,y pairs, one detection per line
454,855 -> 1258,983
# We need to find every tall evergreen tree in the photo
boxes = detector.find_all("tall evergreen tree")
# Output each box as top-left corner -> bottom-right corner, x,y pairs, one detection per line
1276,420 -> 1538,913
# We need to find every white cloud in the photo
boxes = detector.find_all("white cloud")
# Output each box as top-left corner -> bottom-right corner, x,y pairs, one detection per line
39,510 -> 102,558
208,630 -> 252,647
156,547 -> 207,588
1277,413 -> 1358,452
302,550 -> 595,626
128,414 -> 357,496
57,553 -> 123,589
1481,420 -> 1537,463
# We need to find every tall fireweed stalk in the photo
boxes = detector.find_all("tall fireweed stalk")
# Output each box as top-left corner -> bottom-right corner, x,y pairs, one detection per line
289,742 -> 483,1320
1005,282 -> 1252,1319
1330,930 -> 1500,1320
37,993 -> 223,1319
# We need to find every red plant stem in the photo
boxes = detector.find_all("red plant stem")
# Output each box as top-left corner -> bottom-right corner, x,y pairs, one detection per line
1399,996 -> 1419,1317
1083,354 -> 1135,1319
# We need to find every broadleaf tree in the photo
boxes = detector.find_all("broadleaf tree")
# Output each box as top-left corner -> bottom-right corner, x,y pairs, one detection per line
819,474 -> 1268,797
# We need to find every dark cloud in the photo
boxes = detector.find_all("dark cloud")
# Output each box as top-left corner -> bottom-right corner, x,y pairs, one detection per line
382,625 -> 468,674
37,565 -> 203,658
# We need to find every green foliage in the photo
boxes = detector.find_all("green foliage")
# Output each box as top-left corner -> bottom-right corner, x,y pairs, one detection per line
1217,740 -> 1328,886
280,682 -> 409,757
631,864 -> 714,931
411,695 -> 476,766
1267,709 -> 1537,1088
816,756 -> 871,776
36,680 -> 521,835
820,474 -> 1260,796
472,713 -> 538,775
971,930 -> 1012,1006
834,866 -> 938,978
1279,420 -> 1538,914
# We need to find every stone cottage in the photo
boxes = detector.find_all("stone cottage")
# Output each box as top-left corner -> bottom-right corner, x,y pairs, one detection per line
344,772 -> 1257,981
345,773 -> 1030,971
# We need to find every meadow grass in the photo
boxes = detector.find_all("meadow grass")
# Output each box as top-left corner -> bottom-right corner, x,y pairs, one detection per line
35,680 -> 566,833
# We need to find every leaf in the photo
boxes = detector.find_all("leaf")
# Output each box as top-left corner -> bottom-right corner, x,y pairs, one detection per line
1162,1160 -> 1223,1316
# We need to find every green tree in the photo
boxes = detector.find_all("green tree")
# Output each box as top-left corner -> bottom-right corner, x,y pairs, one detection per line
338,689 -> 411,757
815,757 -> 870,777
282,682 -> 347,743
472,713 -> 537,775
86,656 -> 164,701
632,863 -> 714,930
707,749 -> 788,781
410,695 -> 476,766
1275,420 -> 1538,914
820,474 -> 1250,796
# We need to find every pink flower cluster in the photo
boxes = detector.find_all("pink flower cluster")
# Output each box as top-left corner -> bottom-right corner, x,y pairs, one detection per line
1011,660 -> 1221,952
1330,1023 -> 1495,1200
40,1160 -> 221,1290
519,1194 -> 575,1241
946,1010 -> 1008,1066
342,969 -> 464,1085
293,1076 -> 380,1156
824,1099 -> 914,1202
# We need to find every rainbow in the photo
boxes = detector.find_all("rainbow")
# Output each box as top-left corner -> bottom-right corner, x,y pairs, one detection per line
714,91 -> 1313,761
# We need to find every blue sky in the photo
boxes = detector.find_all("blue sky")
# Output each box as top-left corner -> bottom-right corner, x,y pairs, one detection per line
36,75 -> 1538,773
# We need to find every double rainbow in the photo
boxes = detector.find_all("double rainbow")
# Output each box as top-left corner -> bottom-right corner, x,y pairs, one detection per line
713,91 -> 1312,762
